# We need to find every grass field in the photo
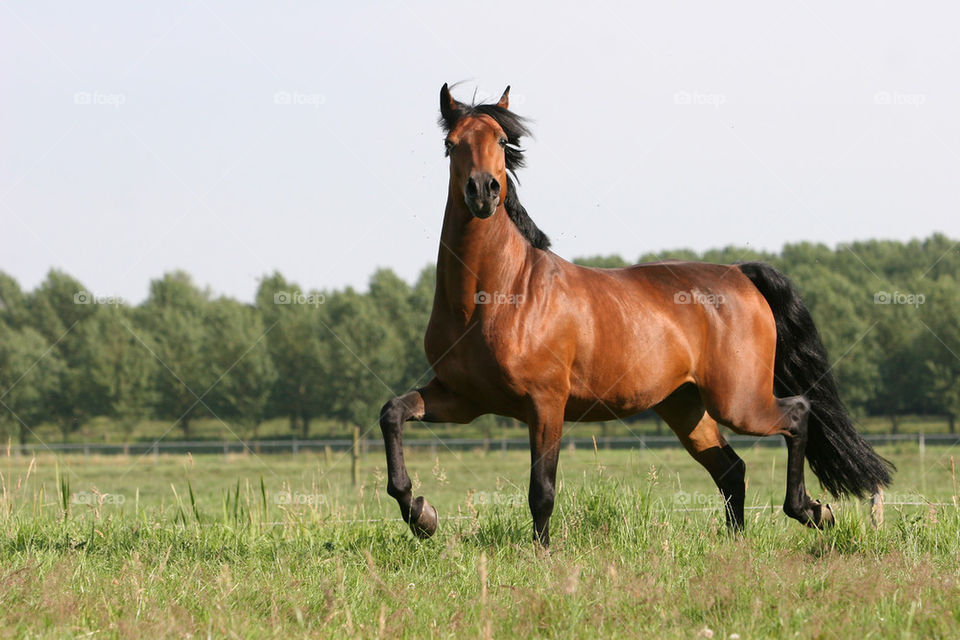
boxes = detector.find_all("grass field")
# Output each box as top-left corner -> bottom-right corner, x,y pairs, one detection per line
1,440 -> 959,638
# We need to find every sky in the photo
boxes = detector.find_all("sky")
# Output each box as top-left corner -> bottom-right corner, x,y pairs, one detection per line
2,1 -> 958,304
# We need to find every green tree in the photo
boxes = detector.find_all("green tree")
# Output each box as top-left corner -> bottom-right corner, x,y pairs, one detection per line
573,255 -> 630,268
256,273 -> 331,438
789,264 -> 881,417
919,277 -> 960,433
368,267 -> 433,389
0,272 -> 29,329
867,295 -> 926,431
206,299 -> 277,442
74,306 -> 158,447
701,245 -> 775,265
0,326 -> 64,448
141,272 -> 216,440
26,270 -> 99,440
324,288 -> 404,430
637,248 -> 699,263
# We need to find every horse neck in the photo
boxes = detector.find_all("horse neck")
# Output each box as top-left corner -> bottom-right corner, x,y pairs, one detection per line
434,193 -> 531,314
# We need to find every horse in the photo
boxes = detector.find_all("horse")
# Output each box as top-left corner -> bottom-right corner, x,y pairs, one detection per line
379,83 -> 894,546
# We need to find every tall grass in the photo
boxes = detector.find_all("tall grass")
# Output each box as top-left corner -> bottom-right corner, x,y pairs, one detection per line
0,446 -> 958,638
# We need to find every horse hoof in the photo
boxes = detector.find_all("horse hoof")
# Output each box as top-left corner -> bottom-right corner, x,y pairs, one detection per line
818,502 -> 835,528
803,500 -> 835,529
409,496 -> 438,539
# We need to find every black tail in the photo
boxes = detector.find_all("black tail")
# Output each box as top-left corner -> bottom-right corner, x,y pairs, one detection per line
737,262 -> 894,498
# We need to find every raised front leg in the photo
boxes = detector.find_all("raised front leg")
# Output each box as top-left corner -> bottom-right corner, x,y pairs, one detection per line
379,378 -> 480,539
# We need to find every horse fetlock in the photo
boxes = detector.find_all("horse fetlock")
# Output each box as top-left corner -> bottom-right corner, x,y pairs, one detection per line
387,479 -> 411,502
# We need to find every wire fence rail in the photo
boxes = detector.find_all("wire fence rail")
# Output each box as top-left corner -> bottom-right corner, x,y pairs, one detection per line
6,432 -> 958,458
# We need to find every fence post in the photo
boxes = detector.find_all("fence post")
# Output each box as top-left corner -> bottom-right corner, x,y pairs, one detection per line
870,488 -> 884,529
292,438 -> 299,457
919,431 -> 925,456
352,425 -> 360,487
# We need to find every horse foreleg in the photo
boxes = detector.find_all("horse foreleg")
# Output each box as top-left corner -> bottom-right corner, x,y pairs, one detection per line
527,403 -> 564,547
379,378 -> 479,539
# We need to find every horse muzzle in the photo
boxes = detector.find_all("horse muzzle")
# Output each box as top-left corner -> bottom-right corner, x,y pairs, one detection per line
464,171 -> 501,219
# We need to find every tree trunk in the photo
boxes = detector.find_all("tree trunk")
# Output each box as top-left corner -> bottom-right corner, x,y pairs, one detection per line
949,414 -> 956,434
301,413 -> 310,439
889,415 -> 899,435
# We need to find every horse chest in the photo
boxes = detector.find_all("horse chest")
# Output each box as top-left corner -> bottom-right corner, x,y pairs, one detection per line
425,316 -> 524,397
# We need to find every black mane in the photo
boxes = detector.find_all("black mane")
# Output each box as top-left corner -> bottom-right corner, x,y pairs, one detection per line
439,100 -> 551,250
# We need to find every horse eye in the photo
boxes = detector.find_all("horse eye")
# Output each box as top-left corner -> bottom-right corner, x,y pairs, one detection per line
444,139 -> 455,155
498,137 -> 508,147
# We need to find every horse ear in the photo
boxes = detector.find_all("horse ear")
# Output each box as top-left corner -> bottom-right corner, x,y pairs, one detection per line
440,83 -> 461,126
497,86 -> 510,109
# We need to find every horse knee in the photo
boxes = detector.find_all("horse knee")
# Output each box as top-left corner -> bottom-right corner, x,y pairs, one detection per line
379,397 -> 405,431
380,392 -> 422,431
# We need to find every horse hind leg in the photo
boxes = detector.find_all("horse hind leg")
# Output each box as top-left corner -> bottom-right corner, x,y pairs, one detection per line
702,388 -> 834,529
776,395 -> 835,528
655,384 -> 746,532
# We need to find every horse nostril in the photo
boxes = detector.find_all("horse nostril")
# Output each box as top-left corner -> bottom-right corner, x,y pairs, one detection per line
488,178 -> 500,197
465,177 -> 479,198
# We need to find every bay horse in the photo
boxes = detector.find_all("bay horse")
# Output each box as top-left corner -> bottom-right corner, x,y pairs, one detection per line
379,84 -> 893,546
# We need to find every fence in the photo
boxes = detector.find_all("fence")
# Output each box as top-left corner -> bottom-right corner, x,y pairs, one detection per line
7,432 -> 959,458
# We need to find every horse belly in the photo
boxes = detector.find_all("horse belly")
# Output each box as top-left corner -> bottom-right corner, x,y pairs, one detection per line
562,322 -> 694,422
563,367 -> 683,422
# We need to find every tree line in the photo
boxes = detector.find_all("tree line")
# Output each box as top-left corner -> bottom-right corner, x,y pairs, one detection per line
0,233 -> 958,444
